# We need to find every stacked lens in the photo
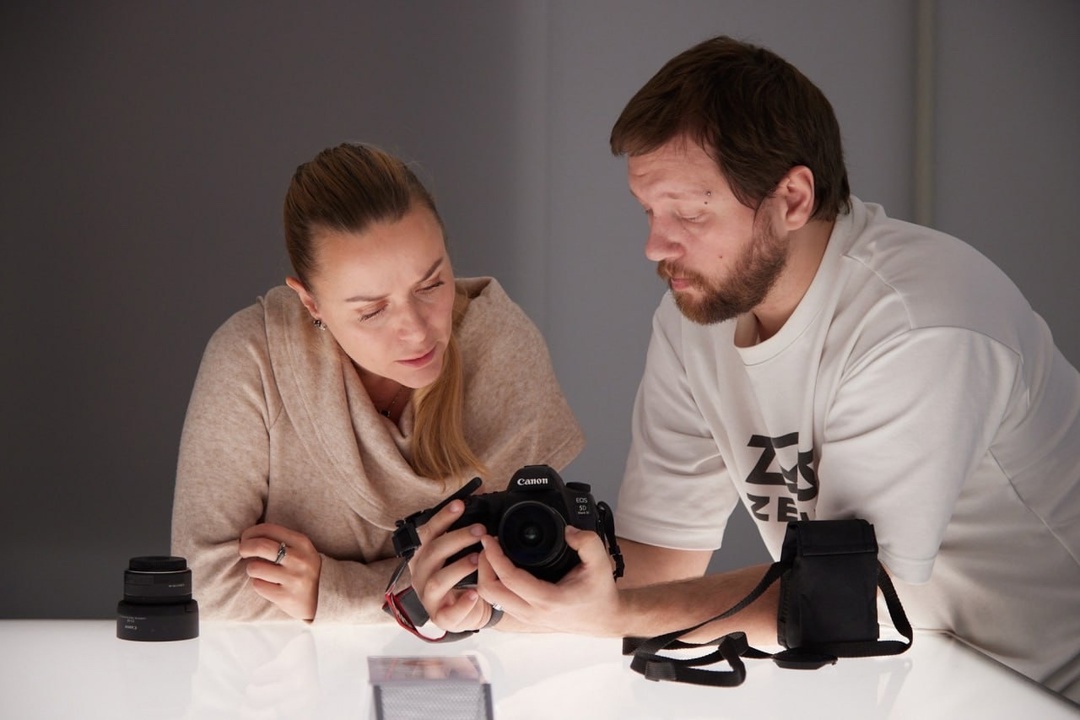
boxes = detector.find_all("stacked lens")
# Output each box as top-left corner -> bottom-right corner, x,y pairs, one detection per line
116,556 -> 199,641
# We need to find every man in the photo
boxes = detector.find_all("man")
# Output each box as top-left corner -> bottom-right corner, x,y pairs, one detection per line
411,35 -> 1080,701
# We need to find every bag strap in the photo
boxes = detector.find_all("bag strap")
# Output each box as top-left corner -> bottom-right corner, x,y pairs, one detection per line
596,501 -> 625,580
624,561 -> 913,685
629,631 -> 771,686
623,561 -> 786,686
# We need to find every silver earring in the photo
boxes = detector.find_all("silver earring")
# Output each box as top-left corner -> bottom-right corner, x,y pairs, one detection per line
312,318 -> 326,330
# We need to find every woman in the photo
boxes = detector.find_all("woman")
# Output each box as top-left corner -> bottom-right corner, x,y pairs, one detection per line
171,143 -> 583,623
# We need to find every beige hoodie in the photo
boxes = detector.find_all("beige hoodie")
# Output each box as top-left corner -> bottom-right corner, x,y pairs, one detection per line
171,277 -> 584,622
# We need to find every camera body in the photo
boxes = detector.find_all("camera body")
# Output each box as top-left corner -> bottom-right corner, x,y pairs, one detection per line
116,556 -> 200,641
402,465 -> 609,585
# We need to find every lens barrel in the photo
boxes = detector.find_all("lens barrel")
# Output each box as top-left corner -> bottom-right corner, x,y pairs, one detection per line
498,501 -> 568,569
117,556 -> 199,642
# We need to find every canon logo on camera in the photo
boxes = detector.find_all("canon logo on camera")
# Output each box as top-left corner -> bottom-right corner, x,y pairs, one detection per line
516,476 -> 549,486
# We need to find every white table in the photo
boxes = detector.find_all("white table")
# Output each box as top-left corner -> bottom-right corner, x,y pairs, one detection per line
1,620 -> 1076,719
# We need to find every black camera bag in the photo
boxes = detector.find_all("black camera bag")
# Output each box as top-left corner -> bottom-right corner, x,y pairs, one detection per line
624,519 -> 912,687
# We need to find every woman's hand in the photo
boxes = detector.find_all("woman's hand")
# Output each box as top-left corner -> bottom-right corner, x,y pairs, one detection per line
239,523 -> 323,621
407,500 -> 495,632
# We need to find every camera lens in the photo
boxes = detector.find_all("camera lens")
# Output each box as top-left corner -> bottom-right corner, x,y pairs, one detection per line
117,556 -> 199,642
521,525 -> 542,546
498,501 -> 567,569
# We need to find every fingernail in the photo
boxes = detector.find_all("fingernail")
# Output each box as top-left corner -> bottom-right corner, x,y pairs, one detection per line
566,526 -> 580,535
469,553 -> 479,565
470,524 -> 485,537
449,500 -> 464,514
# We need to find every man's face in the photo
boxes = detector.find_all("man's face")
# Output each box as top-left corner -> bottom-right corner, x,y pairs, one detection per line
627,139 -> 788,325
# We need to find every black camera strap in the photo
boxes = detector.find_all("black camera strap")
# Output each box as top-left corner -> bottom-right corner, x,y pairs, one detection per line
596,501 -> 626,580
391,477 -> 484,561
623,522 -> 913,687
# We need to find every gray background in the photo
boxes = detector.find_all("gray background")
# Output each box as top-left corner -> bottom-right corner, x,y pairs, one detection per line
2,1 -> 1077,618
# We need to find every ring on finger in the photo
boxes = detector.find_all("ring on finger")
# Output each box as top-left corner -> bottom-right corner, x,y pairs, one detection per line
273,541 -> 288,565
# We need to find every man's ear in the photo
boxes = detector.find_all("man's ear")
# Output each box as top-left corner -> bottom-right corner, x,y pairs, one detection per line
285,277 -> 320,320
776,166 -> 816,231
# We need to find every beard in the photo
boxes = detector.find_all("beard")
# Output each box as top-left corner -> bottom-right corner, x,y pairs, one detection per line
658,212 -> 788,326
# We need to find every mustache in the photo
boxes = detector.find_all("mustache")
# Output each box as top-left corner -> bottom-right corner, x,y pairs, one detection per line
657,260 -> 708,288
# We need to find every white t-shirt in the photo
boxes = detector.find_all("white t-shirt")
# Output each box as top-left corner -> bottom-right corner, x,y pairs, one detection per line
616,198 -> 1080,697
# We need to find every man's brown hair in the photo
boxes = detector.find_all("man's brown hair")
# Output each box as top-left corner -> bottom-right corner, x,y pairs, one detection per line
611,35 -> 850,221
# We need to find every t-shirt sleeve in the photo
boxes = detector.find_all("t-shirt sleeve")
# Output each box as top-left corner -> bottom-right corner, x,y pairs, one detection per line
615,299 -> 740,550
815,326 -> 1021,584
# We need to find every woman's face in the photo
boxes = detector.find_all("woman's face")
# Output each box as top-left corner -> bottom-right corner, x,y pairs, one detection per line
290,205 -> 456,389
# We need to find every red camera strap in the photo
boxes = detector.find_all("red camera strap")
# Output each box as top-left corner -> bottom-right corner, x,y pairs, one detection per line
381,559 -> 478,643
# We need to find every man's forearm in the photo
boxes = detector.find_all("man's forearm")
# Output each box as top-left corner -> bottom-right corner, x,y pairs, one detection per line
615,563 -> 780,646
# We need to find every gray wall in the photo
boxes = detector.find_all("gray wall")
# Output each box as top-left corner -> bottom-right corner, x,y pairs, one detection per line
2,1 -> 1077,618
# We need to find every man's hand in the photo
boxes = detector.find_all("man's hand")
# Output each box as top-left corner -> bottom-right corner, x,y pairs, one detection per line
476,526 -> 623,636
238,523 -> 322,620
407,499 -> 496,632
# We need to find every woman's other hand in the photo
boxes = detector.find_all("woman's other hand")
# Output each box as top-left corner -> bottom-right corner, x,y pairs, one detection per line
239,523 -> 323,620
407,500 -> 495,632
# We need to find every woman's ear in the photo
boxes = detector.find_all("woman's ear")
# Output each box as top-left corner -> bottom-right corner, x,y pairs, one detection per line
285,277 -> 321,320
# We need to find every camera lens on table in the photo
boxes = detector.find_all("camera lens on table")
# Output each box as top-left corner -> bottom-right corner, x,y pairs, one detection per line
116,555 -> 199,642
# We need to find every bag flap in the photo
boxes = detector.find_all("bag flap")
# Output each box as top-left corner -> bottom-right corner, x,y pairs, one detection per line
781,519 -> 877,559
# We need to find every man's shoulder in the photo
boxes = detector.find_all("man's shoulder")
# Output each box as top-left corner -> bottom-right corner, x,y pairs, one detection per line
840,203 -> 1030,333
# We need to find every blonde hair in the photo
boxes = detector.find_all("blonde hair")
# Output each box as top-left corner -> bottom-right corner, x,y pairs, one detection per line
283,142 -> 485,482
411,287 -> 487,482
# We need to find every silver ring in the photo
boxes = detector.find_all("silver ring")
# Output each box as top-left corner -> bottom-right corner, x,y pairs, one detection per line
273,542 -> 288,565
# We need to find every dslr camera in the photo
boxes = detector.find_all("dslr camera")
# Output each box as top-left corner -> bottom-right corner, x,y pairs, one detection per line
394,464 -> 623,585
